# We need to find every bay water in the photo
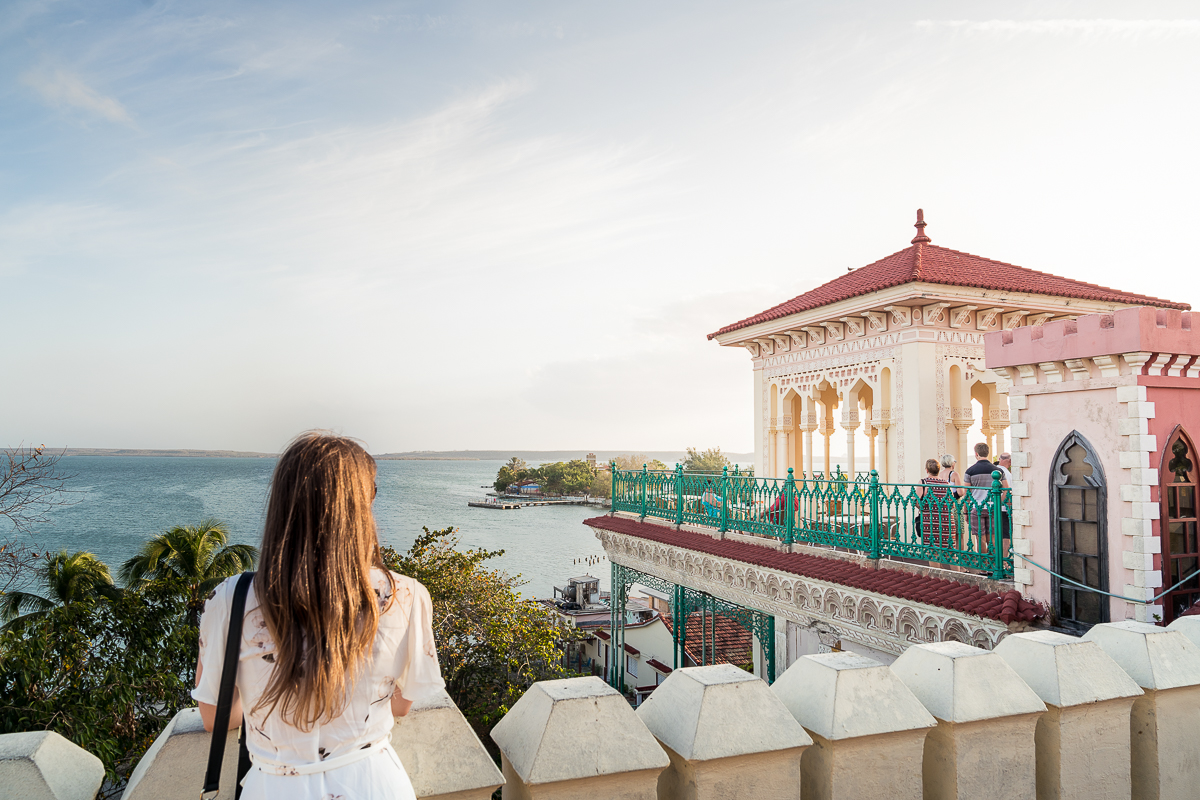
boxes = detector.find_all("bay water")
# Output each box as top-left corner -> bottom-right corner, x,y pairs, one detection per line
20,457 -> 609,598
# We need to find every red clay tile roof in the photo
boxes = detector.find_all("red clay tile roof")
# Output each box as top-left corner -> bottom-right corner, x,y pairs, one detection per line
623,643 -> 640,656
594,629 -> 611,640
646,658 -> 673,674
585,515 -> 1043,624
709,241 -> 1188,339
663,609 -> 753,666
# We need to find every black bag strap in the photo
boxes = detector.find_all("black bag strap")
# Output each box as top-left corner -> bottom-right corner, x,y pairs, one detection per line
201,571 -> 255,800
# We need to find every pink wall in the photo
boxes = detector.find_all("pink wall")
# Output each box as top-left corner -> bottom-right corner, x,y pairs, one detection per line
1016,387 -> 1126,622
986,306 -> 1200,368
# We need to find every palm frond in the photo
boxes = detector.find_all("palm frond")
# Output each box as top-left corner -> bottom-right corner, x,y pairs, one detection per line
0,590 -> 55,623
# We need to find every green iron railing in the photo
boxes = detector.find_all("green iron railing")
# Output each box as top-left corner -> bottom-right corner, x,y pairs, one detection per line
610,463 -> 1014,579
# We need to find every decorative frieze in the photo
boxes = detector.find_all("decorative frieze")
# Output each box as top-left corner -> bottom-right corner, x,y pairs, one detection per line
922,302 -> 951,325
839,316 -> 867,337
593,529 -> 1012,657
977,307 -> 1005,330
949,305 -> 977,329
883,305 -> 913,327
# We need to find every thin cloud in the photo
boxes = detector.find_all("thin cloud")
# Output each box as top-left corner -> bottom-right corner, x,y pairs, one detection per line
21,68 -> 134,125
915,19 -> 1200,38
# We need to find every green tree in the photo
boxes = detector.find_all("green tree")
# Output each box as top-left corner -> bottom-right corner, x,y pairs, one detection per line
613,454 -> 667,471
118,520 -> 257,628
381,527 -> 567,741
504,456 -> 528,474
588,469 -> 612,498
1,549 -> 120,626
0,583 -> 195,796
683,447 -> 732,473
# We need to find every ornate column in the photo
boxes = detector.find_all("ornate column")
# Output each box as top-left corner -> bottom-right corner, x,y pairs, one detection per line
802,414 -> 816,478
776,422 -> 790,479
843,407 -> 861,478
951,407 -> 973,471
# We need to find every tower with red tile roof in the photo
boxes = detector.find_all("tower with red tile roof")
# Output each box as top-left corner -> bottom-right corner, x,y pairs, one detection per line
708,210 -> 1185,496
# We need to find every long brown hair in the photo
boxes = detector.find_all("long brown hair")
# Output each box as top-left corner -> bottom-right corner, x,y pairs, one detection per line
253,431 -> 390,729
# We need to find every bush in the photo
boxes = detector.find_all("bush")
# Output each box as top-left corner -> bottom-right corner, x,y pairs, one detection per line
0,583 -> 195,796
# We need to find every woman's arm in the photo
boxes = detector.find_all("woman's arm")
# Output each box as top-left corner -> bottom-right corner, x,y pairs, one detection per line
391,692 -> 414,717
195,658 -> 243,732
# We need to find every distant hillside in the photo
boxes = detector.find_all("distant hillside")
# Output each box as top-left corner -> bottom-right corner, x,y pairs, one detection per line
374,450 -> 756,464
60,448 -> 277,458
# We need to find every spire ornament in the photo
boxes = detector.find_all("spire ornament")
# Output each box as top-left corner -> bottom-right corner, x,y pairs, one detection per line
911,208 -> 931,244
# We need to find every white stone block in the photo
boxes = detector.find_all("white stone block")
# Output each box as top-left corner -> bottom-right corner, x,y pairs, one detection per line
1125,401 -> 1156,419
1128,501 -> 1159,520
1117,418 -> 1149,436
392,689 -> 505,800
1081,622 -> 1200,691
491,676 -> 667,800
1081,622 -> 1200,800
1009,395 -> 1028,410
1126,536 -> 1161,554
1011,480 -> 1031,497
1009,423 -> 1029,440
1115,385 -> 1146,403
1165,615 -> 1200,650
1013,567 -> 1034,586
1123,585 -> 1155,602
1118,450 -> 1150,469
1009,451 -> 1030,468
1011,537 -> 1032,555
891,643 -> 1045,800
638,664 -> 810,800
1012,510 -> 1031,528
1123,551 -> 1155,571
771,653 -> 934,800
1125,434 -> 1158,452
995,632 -> 1142,800
1129,570 -> 1163,589
1120,484 -> 1151,503
1122,517 -> 1153,537
122,709 -> 239,800
0,731 -> 104,800
1135,604 -> 1164,624
1128,468 -> 1157,486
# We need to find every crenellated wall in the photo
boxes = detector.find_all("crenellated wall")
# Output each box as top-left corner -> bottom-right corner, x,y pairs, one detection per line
4,622 -> 1199,800
985,306 -> 1200,624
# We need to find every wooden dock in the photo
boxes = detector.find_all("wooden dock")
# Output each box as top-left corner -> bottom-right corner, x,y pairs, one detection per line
468,501 -> 522,510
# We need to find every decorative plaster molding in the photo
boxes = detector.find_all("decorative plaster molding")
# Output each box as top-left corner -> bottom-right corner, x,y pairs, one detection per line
1027,313 -> 1055,327
839,316 -> 866,337
1092,354 -> 1121,377
801,326 -> 826,346
976,307 -> 1005,331
1002,310 -> 1030,330
1146,353 -> 1172,377
922,302 -> 951,325
883,305 -> 912,327
1122,351 -> 1153,374
949,305 -> 977,329
769,334 -> 791,353
754,338 -> 775,356
822,321 -> 846,341
864,311 -> 888,333
785,330 -> 808,349
1064,358 -> 1091,380
594,529 -> 1011,656
1038,362 -> 1064,384
744,342 -> 761,359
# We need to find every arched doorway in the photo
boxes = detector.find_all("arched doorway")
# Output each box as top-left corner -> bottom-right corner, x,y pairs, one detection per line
1160,427 -> 1200,622
1050,432 -> 1108,631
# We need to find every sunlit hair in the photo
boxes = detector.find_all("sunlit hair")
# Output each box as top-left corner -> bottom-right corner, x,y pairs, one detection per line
925,458 -> 941,476
939,454 -> 956,470
253,431 -> 391,730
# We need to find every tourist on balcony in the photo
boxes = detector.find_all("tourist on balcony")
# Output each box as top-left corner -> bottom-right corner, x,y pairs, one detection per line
966,442 -> 1009,550
193,432 -> 445,800
701,480 -> 721,517
916,457 -> 956,550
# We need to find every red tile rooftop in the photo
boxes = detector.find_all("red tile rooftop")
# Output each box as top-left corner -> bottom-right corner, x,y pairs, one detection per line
645,658 -> 673,674
709,213 -> 1187,339
585,515 -> 1043,625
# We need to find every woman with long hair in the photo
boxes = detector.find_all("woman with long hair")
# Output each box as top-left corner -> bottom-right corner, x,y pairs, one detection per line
193,432 -> 443,799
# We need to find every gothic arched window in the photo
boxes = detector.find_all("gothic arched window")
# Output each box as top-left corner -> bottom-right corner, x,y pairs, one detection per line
1050,432 -> 1108,630
1161,427 -> 1200,622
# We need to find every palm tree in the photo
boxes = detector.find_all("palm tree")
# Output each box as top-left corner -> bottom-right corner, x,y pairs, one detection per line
119,519 -> 258,627
1,549 -> 120,626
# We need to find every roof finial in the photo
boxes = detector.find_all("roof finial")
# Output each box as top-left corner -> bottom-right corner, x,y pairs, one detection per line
911,208 -> 931,244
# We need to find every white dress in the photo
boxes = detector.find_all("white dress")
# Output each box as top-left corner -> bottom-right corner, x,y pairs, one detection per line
193,568 -> 445,800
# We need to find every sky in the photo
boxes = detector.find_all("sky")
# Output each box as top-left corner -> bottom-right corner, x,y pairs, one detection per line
3,1 -> 1200,455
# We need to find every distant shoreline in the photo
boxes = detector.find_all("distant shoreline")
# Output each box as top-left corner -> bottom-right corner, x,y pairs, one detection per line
52,448 -> 756,462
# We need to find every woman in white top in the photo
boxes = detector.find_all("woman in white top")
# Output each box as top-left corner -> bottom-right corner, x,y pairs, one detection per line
193,432 -> 444,799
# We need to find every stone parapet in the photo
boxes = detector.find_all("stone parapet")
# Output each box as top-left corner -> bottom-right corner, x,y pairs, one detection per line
1082,621 -> 1200,800
121,690 -> 503,800
0,730 -> 104,800
994,631 -> 1143,800
891,641 -> 1046,800
637,663 -> 810,800
771,652 -> 935,800
490,676 -> 668,800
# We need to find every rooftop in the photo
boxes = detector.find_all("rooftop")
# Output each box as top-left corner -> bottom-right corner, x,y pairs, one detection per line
709,210 -> 1188,340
